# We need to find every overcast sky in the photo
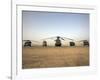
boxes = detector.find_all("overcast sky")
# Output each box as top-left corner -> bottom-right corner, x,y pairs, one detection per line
22,11 -> 89,43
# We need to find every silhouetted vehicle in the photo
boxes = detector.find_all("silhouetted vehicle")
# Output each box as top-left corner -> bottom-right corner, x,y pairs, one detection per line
78,40 -> 89,46
43,41 -> 47,47
55,36 -> 62,47
83,40 -> 89,46
70,42 -> 75,46
24,40 -> 32,47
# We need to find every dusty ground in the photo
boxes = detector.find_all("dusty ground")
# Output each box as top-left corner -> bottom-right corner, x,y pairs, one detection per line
22,46 -> 89,69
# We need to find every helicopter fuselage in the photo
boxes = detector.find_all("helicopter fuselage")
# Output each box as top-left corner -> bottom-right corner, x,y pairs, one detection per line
43,41 -> 47,47
55,38 -> 61,47
83,41 -> 89,46
24,41 -> 32,47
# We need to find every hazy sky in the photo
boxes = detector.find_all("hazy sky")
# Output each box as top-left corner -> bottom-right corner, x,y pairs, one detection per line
22,11 -> 89,42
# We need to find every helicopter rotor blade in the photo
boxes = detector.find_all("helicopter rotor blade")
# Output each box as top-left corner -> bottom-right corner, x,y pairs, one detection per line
23,40 -> 40,43
41,36 -> 58,40
77,40 -> 89,42
60,37 -> 65,40
31,40 -> 40,43
62,37 -> 74,41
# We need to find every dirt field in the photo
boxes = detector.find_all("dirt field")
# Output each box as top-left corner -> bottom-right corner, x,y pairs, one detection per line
22,47 -> 89,69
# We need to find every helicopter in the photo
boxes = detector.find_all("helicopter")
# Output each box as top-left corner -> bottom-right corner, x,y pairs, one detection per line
23,40 -> 39,47
55,36 -> 63,46
23,40 -> 32,47
78,40 -> 89,46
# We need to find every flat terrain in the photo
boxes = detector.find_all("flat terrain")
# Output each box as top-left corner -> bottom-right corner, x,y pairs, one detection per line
22,47 -> 89,69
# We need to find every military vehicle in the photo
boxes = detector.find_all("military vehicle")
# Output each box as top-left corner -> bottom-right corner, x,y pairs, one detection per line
23,40 -> 39,47
43,41 -> 47,47
24,40 -> 32,47
54,36 -> 63,46
70,42 -> 75,46
78,40 -> 89,46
